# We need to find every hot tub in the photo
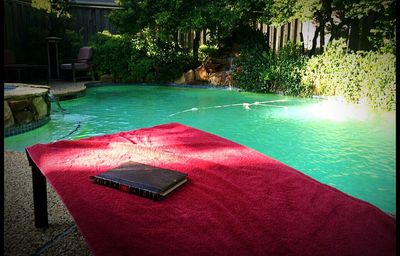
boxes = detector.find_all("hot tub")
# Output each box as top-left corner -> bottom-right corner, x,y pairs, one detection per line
4,83 -> 51,137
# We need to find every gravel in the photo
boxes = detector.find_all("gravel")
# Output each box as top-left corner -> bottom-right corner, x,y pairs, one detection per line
4,151 -> 92,256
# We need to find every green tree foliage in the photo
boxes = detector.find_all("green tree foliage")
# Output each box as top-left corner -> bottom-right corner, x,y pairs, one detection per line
110,0 -> 269,40
110,0 -> 208,65
110,0 -> 395,56
109,0 -> 277,65
32,0 -> 71,17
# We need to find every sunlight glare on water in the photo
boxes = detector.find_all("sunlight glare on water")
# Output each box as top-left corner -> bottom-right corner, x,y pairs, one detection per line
4,84 -> 396,214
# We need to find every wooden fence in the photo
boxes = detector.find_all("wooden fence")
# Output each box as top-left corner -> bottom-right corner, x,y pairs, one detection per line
3,0 -> 119,63
4,0 -> 48,63
68,4 -> 119,44
175,19 -> 304,53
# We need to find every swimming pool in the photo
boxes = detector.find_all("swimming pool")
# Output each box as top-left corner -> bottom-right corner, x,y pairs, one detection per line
4,84 -> 396,214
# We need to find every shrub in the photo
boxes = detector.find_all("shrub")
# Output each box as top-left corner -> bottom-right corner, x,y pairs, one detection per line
233,42 -> 309,95
90,31 -> 133,82
90,30 -> 191,82
301,38 -> 396,111
272,42 -> 310,96
133,29 -> 192,82
358,51 -> 396,110
232,48 -> 272,92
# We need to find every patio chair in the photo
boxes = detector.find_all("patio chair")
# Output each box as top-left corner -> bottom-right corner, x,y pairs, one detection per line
60,46 -> 95,83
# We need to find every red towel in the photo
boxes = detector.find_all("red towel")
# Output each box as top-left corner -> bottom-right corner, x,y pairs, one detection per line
26,122 -> 395,256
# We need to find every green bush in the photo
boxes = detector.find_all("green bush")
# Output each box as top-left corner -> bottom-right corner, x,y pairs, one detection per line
133,29 -> 192,82
232,48 -> 271,92
301,39 -> 396,111
272,42 -> 310,96
233,42 -> 309,95
90,30 -> 191,82
90,31 -> 133,82
358,51 -> 396,110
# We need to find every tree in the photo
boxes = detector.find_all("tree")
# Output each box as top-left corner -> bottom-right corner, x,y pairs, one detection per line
109,0 -> 276,65
109,0 -> 395,61
32,0 -> 71,17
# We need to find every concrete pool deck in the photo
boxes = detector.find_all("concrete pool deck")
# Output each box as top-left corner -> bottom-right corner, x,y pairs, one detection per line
4,80 -> 94,255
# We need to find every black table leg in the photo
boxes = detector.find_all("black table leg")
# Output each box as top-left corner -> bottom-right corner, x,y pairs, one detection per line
28,155 -> 49,229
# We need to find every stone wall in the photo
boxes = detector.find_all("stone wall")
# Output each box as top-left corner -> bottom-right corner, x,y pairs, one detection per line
4,84 -> 51,136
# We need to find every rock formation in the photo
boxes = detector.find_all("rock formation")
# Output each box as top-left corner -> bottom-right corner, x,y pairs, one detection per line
175,54 -> 239,87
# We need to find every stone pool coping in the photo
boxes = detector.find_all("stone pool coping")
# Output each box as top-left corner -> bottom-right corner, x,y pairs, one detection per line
4,83 -> 50,100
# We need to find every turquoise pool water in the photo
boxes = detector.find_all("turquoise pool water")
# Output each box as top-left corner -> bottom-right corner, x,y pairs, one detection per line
4,84 -> 396,213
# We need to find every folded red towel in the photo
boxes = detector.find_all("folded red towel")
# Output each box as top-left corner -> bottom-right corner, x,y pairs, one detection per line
26,122 -> 395,256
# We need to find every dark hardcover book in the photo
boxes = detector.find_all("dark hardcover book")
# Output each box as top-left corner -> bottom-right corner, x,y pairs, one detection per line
90,161 -> 188,200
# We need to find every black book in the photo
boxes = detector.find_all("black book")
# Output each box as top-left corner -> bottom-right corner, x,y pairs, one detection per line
90,161 -> 188,200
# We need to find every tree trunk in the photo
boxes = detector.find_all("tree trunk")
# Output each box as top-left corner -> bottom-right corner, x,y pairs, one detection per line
320,23 -> 325,53
173,30 -> 179,44
329,20 -> 348,43
319,0 -> 332,53
308,24 -> 321,57
360,15 -> 373,51
193,30 -> 201,67
299,32 -> 305,55
348,19 -> 360,51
